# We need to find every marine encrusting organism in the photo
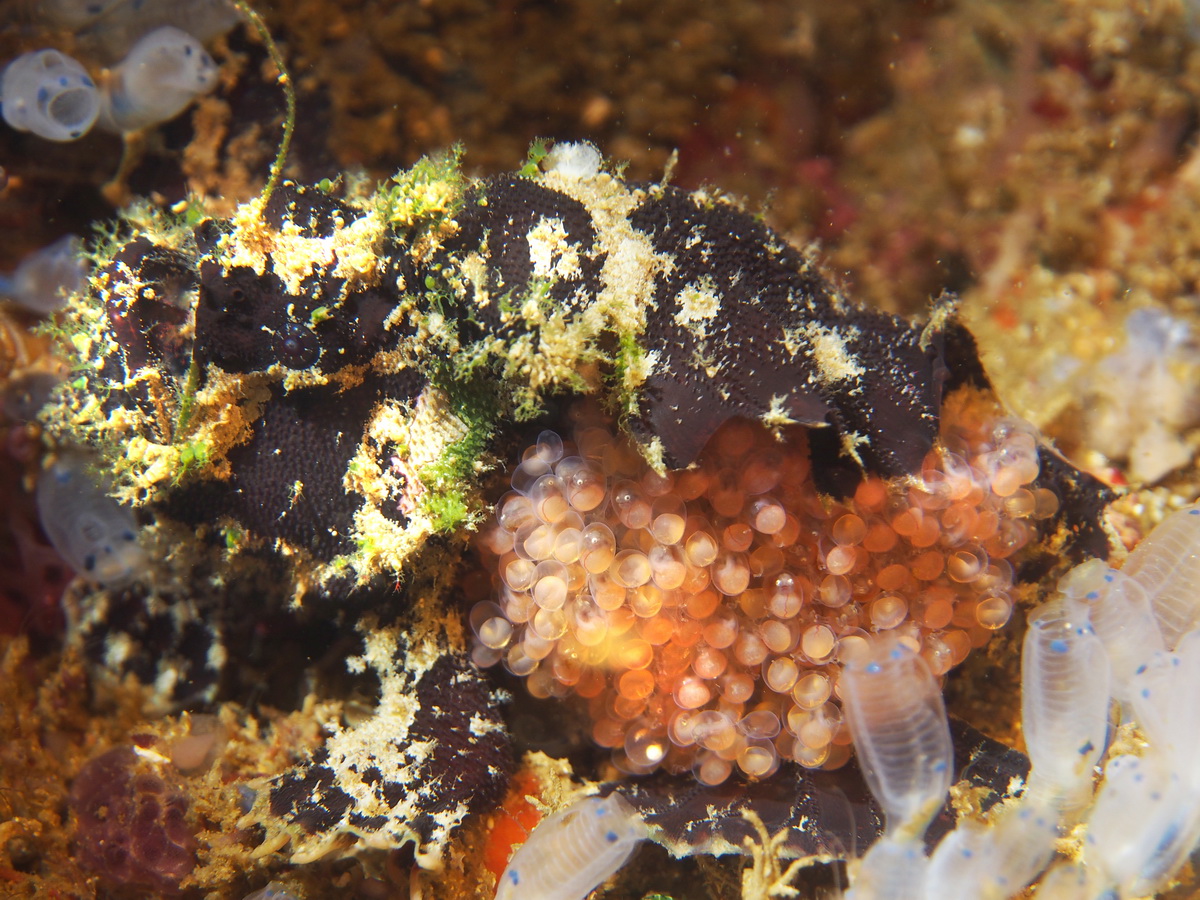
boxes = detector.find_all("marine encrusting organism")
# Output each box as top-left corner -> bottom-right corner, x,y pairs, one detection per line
37,143 -> 1111,872
841,636 -> 951,900
70,745 -> 198,894
0,234 -> 88,315
37,0 -> 240,51
1078,308 -> 1200,484
241,883 -> 299,900
1041,505 -> 1200,897
37,0 -> 240,59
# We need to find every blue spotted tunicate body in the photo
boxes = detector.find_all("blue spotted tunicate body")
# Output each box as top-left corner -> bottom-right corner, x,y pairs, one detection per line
495,792 -> 646,900
241,882 -> 299,900
0,49 -> 100,141
0,234 -> 87,315
35,451 -> 148,589
98,25 -> 218,133
840,637 -> 953,832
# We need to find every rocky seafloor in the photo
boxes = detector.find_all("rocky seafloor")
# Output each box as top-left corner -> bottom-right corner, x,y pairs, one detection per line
3,1 -> 1200,898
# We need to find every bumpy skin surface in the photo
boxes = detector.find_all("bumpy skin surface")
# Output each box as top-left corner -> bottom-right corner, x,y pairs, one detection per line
70,746 -> 198,893
432,172 -> 950,477
42,149 -> 1110,867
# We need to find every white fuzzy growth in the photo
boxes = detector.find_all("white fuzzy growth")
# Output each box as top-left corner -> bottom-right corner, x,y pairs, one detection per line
925,798 -> 1058,900
494,793 -> 646,900
1083,753 -> 1200,898
845,832 -> 927,900
36,451 -> 148,589
1123,504 -> 1200,648
99,26 -> 217,132
840,636 -> 953,831
1020,598 -> 1111,814
543,142 -> 603,180
1,49 -> 100,141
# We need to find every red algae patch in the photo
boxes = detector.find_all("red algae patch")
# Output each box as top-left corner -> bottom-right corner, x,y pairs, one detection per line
473,399 -> 1059,786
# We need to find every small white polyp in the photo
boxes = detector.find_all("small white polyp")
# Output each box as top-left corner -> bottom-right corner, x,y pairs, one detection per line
1126,629 -> 1200,781
99,26 -> 218,132
543,142 -> 603,179
0,235 -> 87,314
1029,860 -> 1099,900
38,0 -> 128,29
1,49 -> 100,141
495,792 -> 646,900
1061,559 -> 1163,697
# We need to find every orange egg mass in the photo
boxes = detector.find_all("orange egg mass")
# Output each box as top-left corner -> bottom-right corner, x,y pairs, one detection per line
472,396 -> 1056,786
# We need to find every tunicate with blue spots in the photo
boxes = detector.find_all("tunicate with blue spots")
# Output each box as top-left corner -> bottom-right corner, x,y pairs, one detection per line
0,49 -> 100,141
840,636 -> 953,833
99,26 -> 217,132
36,451 -> 148,589
494,792 -> 646,900
1020,597 -> 1111,815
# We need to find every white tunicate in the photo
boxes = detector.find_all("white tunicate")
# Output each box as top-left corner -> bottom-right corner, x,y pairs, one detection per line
1126,629 -> 1200,781
241,882 -> 298,900
1020,598 -> 1111,815
845,832 -> 928,900
144,0 -> 240,45
925,798 -> 1058,900
36,451 -> 148,589
1030,861 -> 1097,900
38,0 -> 129,29
1059,558 -> 1163,698
1,49 -> 101,141
840,636 -> 953,831
1123,504 -> 1200,648
1083,753 -> 1200,898
0,235 -> 87,315
495,793 -> 646,900
40,0 -> 240,62
543,141 -> 603,179
98,26 -> 218,133
1082,307 -> 1200,483
2,372 -> 62,424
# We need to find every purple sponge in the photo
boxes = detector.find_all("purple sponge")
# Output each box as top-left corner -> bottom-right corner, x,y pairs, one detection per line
71,746 -> 197,893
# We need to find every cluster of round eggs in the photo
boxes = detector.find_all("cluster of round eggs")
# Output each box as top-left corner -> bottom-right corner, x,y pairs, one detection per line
470,404 -> 1058,785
